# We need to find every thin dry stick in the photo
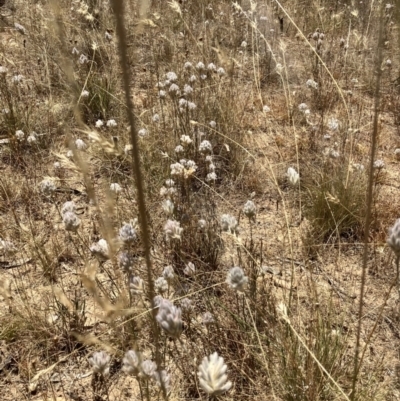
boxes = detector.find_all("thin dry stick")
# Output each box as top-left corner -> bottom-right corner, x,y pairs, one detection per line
350,4 -> 385,400
110,0 -> 160,364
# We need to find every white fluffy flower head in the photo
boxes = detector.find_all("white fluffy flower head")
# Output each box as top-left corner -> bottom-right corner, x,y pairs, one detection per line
90,239 -> 109,261
388,219 -> 400,256
198,352 -> 232,396
226,266 -> 248,292
89,351 -> 110,376
287,167 -> 299,186
156,299 -> 183,339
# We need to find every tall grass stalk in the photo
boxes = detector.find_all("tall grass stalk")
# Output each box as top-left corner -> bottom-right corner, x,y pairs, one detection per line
350,3 -> 385,400
110,0 -> 160,370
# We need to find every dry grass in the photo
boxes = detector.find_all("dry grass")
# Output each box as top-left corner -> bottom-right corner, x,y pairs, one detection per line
0,0 -> 400,400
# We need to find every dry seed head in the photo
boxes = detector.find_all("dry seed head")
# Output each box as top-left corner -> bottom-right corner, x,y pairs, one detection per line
306,79 -> 318,89
243,200 -> 256,220
90,239 -> 109,261
196,62 -> 205,71
166,71 -> 178,82
162,265 -> 175,281
328,118 -> 339,131
156,299 -> 183,339
199,140 -> 212,154
298,103 -> 308,112
164,219 -> 183,241
119,223 -> 137,245
202,311 -> 215,326
221,214 -> 239,234
155,277 -> 168,294
119,251 -> 135,273
198,352 -> 232,396
15,130 -> 25,141
174,145 -> 184,154
122,350 -> 141,376
89,351 -> 111,376
153,370 -> 171,393
188,101 -> 196,110
27,132 -> 37,144
162,199 -> 174,216
388,219 -> 400,256
106,119 -> 117,128
168,83 -> 180,96
63,211 -> 81,232
226,266 -> 248,292
217,67 -> 226,76
180,135 -> 192,146
130,276 -> 144,295
184,84 -> 193,95
138,128 -> 147,137
287,167 -> 299,186
181,298 -> 193,312
39,179 -> 57,196
140,360 -> 157,379
12,74 -> 23,84
206,172 -> 217,182
75,138 -> 87,150
110,182 -> 122,194
184,261 -> 196,276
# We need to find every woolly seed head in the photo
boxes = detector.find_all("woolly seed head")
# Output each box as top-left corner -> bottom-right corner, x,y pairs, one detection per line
106,119 -> 117,128
287,167 -> 299,186
119,251 -> 135,273
39,179 -> 57,196
140,360 -> 157,379
184,262 -> 195,276
202,311 -> 215,326
89,351 -> 111,376
156,299 -> 183,339
164,219 -> 183,241
162,265 -> 175,281
122,350 -> 141,376
153,370 -> 171,393
130,276 -> 144,295
388,219 -> 400,256
226,266 -> 248,292
199,140 -> 213,154
110,182 -> 122,194
243,200 -> 256,220
155,277 -> 168,294
63,211 -> 81,232
198,352 -> 232,396
61,201 -> 76,216
90,239 -> 109,261
221,214 -> 239,235
119,223 -> 137,245
162,199 -> 174,216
